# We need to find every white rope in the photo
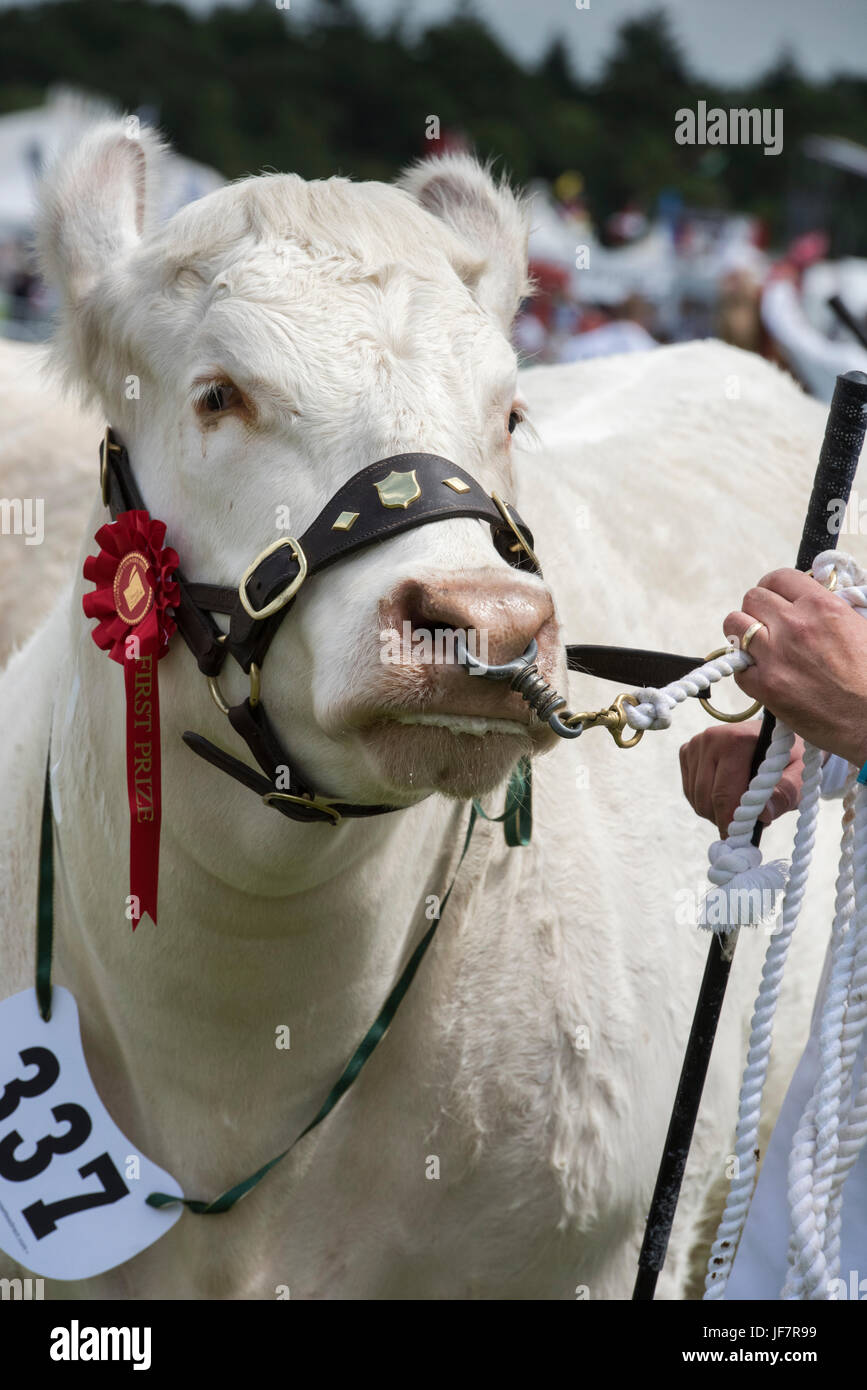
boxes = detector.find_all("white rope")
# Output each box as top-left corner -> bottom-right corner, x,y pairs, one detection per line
617,549 -> 867,1299
783,776 -> 867,1299
704,740 -> 823,1299
779,771 -> 856,1297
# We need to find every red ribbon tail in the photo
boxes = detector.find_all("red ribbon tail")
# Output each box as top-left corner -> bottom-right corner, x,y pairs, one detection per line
123,618 -> 161,928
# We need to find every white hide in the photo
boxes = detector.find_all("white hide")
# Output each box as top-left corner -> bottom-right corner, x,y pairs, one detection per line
0,339 -> 101,667
0,128 -> 845,1299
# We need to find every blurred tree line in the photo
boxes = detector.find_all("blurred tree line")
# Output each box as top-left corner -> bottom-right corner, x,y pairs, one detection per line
2,0 -> 867,239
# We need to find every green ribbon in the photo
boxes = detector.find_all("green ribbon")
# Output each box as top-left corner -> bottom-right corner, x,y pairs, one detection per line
36,762 -> 55,1023
35,750 -> 530,1216
472,754 -> 533,847
146,802 -> 481,1213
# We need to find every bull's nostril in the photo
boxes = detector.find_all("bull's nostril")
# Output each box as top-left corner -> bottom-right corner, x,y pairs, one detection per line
388,571 -> 555,669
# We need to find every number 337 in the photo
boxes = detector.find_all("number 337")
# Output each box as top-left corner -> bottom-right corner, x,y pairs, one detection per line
0,1046 -> 129,1240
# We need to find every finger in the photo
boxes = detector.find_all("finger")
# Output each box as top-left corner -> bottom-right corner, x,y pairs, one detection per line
692,740 -> 717,826
679,740 -> 693,806
728,586 -> 790,630
710,744 -> 754,838
722,610 -> 771,657
712,785 -> 732,839
754,568 -> 816,602
682,735 -> 705,817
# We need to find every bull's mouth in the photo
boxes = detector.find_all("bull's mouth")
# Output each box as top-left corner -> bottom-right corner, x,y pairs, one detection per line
388,710 -> 529,736
324,629 -> 565,798
347,703 -> 553,799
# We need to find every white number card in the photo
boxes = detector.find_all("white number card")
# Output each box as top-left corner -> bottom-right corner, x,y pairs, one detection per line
0,987 -> 183,1280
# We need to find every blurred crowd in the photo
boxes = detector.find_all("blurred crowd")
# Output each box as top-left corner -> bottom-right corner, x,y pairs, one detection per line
0,239 -> 55,340
513,169 -> 867,401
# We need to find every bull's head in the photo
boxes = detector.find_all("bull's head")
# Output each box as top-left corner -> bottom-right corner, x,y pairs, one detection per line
39,124 -> 566,819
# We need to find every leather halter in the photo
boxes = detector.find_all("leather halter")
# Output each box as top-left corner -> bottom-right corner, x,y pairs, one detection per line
99,430 -> 702,826
99,429 -> 546,825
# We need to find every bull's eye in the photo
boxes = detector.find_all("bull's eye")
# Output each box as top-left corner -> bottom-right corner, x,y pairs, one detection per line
193,378 -> 248,422
508,409 -> 524,435
202,382 -> 235,413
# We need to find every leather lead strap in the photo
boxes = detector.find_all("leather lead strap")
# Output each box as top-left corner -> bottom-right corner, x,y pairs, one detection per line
566,645 -> 704,687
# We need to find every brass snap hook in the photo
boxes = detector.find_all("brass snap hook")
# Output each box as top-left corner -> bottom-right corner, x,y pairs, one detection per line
560,692 -> 644,748
609,693 -> 644,748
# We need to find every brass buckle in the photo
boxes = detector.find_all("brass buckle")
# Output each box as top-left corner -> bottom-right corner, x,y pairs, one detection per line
698,647 -> 762,723
262,791 -> 342,825
239,537 -> 308,620
491,493 -> 541,572
207,635 -> 260,713
563,693 -> 644,748
100,426 -> 121,507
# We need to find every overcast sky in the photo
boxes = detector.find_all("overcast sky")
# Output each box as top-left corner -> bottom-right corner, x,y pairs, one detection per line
218,0 -> 867,83
2,0 -> 866,84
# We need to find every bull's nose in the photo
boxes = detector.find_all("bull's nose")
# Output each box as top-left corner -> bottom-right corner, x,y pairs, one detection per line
386,570 -> 556,667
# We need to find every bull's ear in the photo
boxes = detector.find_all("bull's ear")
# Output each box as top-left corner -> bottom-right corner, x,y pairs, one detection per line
37,119 -> 166,307
398,154 -> 530,332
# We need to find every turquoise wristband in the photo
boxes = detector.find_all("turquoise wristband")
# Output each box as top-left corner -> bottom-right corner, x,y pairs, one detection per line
858,761 -> 867,786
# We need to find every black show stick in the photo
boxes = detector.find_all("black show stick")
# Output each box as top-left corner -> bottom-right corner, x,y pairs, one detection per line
632,370 -> 867,1301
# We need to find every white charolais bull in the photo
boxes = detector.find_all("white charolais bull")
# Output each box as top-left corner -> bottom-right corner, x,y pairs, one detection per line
0,124 -> 841,1299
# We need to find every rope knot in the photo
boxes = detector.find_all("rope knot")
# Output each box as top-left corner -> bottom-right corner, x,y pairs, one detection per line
699,840 -> 789,932
626,687 -> 676,730
707,841 -> 763,880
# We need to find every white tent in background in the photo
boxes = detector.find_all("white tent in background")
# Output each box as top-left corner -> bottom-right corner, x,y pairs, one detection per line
0,87 -> 224,238
762,270 -> 867,403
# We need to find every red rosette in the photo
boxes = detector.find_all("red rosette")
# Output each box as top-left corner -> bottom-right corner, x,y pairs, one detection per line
82,509 -> 180,930
83,509 -> 179,664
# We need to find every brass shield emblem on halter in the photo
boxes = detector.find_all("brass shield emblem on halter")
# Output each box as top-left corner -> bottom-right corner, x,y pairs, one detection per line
374,469 -> 422,509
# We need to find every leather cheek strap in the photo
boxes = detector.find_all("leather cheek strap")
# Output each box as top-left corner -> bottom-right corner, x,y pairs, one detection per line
102,434 -> 229,678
